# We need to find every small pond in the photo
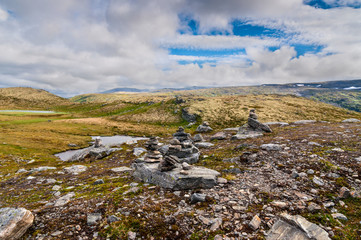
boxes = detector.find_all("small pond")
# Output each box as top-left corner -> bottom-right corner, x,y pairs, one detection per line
0,110 -> 57,114
55,135 -> 148,161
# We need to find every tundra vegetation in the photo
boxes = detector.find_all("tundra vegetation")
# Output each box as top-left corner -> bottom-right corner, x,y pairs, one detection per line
0,86 -> 360,239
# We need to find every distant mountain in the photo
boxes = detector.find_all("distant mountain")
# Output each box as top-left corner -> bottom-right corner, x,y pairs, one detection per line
152,86 -> 209,93
264,79 -> 361,90
100,88 -> 149,94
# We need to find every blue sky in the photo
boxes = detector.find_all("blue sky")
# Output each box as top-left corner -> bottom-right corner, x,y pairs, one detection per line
0,0 -> 360,96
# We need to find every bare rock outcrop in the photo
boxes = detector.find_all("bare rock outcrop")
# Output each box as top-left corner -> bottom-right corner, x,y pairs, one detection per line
0,208 -> 34,240
267,213 -> 330,240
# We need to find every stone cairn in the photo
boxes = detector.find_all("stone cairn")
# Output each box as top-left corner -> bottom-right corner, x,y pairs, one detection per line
196,121 -> 213,133
232,109 -> 272,140
164,127 -> 200,164
247,109 -> 272,133
144,137 -> 163,163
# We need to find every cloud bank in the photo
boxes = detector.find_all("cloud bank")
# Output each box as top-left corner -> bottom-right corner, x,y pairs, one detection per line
0,0 -> 360,96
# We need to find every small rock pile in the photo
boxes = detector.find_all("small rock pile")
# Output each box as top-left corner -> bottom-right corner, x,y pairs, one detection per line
165,127 -> 200,164
144,137 -> 163,163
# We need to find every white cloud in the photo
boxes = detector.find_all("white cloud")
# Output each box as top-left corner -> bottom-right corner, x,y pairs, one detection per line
0,7 -> 8,21
0,0 -> 360,96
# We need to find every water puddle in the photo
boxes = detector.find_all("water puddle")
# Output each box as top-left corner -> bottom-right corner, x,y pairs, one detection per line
0,110 -> 58,114
55,135 -> 148,161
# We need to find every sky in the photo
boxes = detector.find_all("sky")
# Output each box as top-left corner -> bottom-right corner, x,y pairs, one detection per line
0,0 -> 360,96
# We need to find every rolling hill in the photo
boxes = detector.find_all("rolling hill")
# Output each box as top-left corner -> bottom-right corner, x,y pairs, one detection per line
0,87 -> 71,109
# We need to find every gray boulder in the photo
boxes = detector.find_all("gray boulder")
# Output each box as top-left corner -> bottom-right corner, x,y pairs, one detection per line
181,108 -> 198,123
132,162 -> 220,190
261,144 -> 282,151
0,208 -> 34,240
63,165 -> 88,174
196,122 -> 213,133
210,132 -> 227,140
293,120 -> 317,125
193,134 -> 204,142
195,142 -> 214,149
267,213 -> 330,240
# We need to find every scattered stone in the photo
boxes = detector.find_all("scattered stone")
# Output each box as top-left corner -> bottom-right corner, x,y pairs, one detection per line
307,169 -> 315,175
195,142 -> 214,149
339,187 -> 351,198
93,179 -> 104,185
342,118 -> 360,123
267,213 -> 330,240
128,231 -> 137,240
190,193 -> 207,204
249,215 -> 261,230
299,172 -> 307,178
271,201 -> 287,208
51,231 -> 63,237
327,172 -> 340,178
332,213 -> 348,221
196,121 -> 213,133
193,134 -> 204,142
264,122 -> 289,127
313,176 -> 325,186
54,192 -> 75,207
261,144 -> 282,151
0,208 -> 34,240
293,120 -> 317,124
16,168 -> 27,174
63,165 -> 87,174
30,166 -> 56,172
331,148 -> 344,152
308,202 -> 321,212
68,143 -> 77,147
107,215 -> 120,223
87,213 -> 102,225
291,170 -> 299,179
52,185 -> 61,191
323,202 -> 335,208
210,218 -> 222,231
133,147 -> 146,156
111,166 -> 133,173
308,142 -> 322,147
217,177 -> 228,184
210,132 -> 227,140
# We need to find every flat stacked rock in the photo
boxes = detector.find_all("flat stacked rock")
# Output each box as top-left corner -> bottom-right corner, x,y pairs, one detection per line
196,121 -> 213,133
144,137 -> 163,163
233,109 -> 272,140
166,127 -> 200,164
132,161 -> 220,190
0,208 -> 34,240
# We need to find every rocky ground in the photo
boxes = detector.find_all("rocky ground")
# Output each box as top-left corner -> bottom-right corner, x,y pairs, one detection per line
1,120 -> 361,240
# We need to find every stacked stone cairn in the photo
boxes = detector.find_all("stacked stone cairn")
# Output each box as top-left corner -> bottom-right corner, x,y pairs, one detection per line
232,109 -> 272,140
165,127 -> 200,164
143,137 -> 163,163
132,127 -> 220,189
247,109 -> 272,133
